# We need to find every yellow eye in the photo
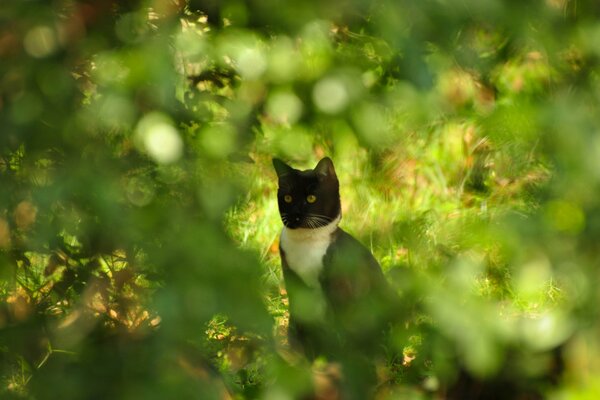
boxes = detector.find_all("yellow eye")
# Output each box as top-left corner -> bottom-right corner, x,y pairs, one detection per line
307,195 -> 317,203
284,195 -> 292,203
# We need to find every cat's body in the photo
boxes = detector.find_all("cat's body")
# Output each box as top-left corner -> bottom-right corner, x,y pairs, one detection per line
273,157 -> 399,397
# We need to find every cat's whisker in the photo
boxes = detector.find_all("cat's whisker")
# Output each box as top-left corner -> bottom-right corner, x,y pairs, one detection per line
279,210 -> 335,229
305,213 -> 332,218
305,215 -> 329,221
305,213 -> 334,223
304,216 -> 331,229
307,215 -> 329,220
309,218 -> 331,226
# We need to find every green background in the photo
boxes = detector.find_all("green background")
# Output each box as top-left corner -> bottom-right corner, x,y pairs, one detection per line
1,0 -> 600,398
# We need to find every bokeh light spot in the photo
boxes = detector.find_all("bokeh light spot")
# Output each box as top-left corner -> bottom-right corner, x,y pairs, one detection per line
24,26 -> 57,58
126,176 -> 156,207
98,95 -> 135,129
236,47 -> 267,80
312,77 -> 348,114
521,311 -> 573,351
267,37 -> 299,82
136,112 -> 184,164
266,91 -> 303,125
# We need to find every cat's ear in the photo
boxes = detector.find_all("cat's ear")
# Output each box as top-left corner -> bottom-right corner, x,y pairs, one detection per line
314,157 -> 337,179
272,158 -> 294,178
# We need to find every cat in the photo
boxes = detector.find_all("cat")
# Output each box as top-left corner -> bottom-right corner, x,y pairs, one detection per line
273,157 -> 399,398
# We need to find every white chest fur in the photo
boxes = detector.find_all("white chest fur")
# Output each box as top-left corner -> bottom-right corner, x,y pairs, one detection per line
279,215 -> 341,288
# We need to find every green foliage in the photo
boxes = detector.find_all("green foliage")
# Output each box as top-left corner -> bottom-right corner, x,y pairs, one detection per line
2,0 -> 600,398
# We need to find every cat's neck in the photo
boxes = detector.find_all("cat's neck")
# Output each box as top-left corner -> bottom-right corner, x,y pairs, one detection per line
280,213 -> 341,288
282,214 -> 341,241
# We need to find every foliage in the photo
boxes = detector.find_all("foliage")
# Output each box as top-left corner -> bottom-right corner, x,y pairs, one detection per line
1,0 -> 600,398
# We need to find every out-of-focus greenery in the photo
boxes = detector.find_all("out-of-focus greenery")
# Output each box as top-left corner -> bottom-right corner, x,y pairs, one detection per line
1,0 -> 600,398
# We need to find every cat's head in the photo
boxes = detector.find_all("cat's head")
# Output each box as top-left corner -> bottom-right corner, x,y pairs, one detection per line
272,157 -> 341,230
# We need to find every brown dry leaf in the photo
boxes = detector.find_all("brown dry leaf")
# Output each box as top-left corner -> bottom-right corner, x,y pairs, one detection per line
87,287 -> 108,314
58,309 -> 81,330
14,200 -> 37,230
313,362 -> 342,400
44,251 -> 68,276
113,269 -> 135,291
7,292 -> 31,321
475,83 -> 495,112
226,343 -> 250,371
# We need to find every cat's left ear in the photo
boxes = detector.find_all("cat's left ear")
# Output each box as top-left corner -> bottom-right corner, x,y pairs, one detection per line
272,158 -> 294,178
314,157 -> 337,179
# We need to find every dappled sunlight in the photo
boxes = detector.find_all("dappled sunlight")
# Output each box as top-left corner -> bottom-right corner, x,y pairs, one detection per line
2,0 -> 600,398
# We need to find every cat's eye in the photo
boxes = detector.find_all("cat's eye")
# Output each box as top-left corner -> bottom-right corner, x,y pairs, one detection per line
306,195 -> 317,203
284,194 -> 293,203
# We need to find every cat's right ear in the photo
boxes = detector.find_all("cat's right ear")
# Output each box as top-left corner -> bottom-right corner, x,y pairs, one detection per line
314,157 -> 336,179
272,158 -> 294,178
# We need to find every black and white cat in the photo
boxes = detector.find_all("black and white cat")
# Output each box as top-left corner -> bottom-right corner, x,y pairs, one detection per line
273,157 -> 399,396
